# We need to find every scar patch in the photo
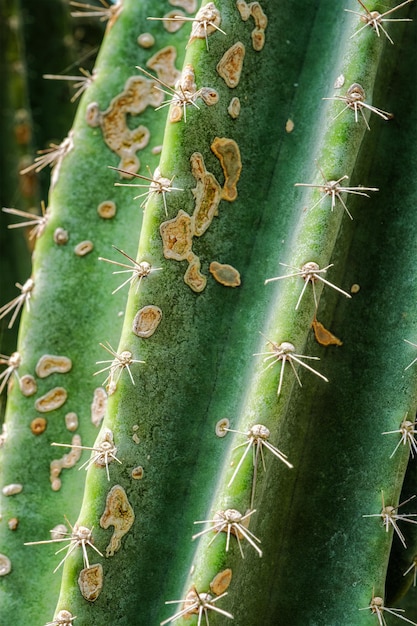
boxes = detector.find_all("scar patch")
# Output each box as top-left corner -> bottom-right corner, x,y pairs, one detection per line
35,387 -> 68,412
228,97 -> 241,119
211,137 -> 242,201
161,138 -> 242,292
30,417 -> 47,435
184,254 -> 207,292
100,485 -> 135,557
160,209 -> 194,260
78,563 -> 103,602
236,1 -> 267,51
190,152 -> 222,236
97,200 -> 116,219
91,387 -> 107,427
19,374 -> 37,396
168,65 -> 218,123
210,568 -> 232,595
216,42 -> 245,88
0,554 -> 11,576
132,305 -> 162,338
169,0 -> 197,12
86,76 -> 163,174
312,317 -> 343,347
209,262 -> 241,287
160,10 -> 186,33
35,355 -> 72,378
74,240 -> 94,256
146,46 -> 180,86
50,434 -> 82,491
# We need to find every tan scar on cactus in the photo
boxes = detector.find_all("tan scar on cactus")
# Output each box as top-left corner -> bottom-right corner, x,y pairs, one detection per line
184,253 -> 207,292
85,76 -> 163,175
35,354 -> 72,378
65,412 -> 79,431
160,209 -> 194,260
50,434 -> 82,491
91,387 -> 107,427
156,10 -> 186,33
149,2 -> 225,49
30,417 -> 47,435
161,142 -> 241,292
312,317 -> 343,347
160,211 -> 207,291
228,97 -> 241,118
0,554 -> 11,576
138,32 -> 155,47
74,240 -> 94,257
97,200 -> 116,219
190,152 -> 222,236
161,64 -> 218,123
211,137 -> 242,202
132,305 -> 162,338
210,568 -> 232,595
236,0 -> 267,51
100,485 -> 135,557
146,46 -> 181,86
78,563 -> 103,602
169,0 -> 197,12
34,387 -> 68,412
19,374 -> 37,396
209,261 -> 241,287
216,42 -> 245,88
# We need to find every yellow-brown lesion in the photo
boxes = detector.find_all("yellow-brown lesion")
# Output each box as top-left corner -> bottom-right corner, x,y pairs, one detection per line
184,254 -> 207,292
190,152 -> 223,237
169,0 -> 197,13
209,261 -> 241,287
132,305 -> 163,338
35,387 -> 68,412
100,485 -> 135,557
49,434 -> 82,491
236,0 -> 267,51
211,137 -> 242,202
188,2 -> 223,47
146,46 -> 181,86
210,568 -> 233,596
312,316 -> 343,347
160,138 -> 242,292
86,76 -> 163,175
164,65 -> 219,124
160,210 -> 194,261
216,42 -> 246,88
78,563 -> 103,602
91,387 -> 107,427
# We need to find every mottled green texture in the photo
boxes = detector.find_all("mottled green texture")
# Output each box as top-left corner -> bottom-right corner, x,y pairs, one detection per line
0,0 -> 179,623
52,1 -> 417,625
171,5 -> 417,625
1,1 -> 417,625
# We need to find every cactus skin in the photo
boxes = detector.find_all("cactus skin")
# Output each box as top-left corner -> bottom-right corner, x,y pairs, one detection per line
0,1 -> 179,623
1,1 -> 417,625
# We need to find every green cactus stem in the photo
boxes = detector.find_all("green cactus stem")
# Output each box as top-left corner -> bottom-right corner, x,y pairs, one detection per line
0,1 -> 417,625
0,0 -> 187,623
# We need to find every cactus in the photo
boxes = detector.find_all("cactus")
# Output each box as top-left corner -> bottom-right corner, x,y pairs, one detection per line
1,0 -> 417,624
